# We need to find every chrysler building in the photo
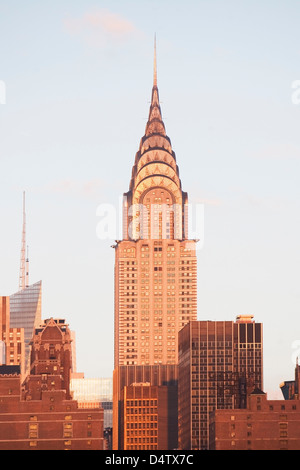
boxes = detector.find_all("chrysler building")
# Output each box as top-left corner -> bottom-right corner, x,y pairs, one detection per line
114,42 -> 197,368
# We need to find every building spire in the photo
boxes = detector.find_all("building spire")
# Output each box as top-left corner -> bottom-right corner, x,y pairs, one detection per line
153,33 -> 157,87
19,191 -> 26,291
26,245 -> 29,288
142,34 -> 166,137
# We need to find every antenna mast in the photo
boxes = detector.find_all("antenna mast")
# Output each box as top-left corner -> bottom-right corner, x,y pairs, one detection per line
19,191 -> 26,291
153,33 -> 157,87
26,245 -> 29,288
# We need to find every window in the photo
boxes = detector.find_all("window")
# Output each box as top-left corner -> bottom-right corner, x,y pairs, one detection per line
49,344 -> 55,359
28,423 -> 38,439
279,423 -> 288,429
280,440 -> 288,450
63,422 -> 73,438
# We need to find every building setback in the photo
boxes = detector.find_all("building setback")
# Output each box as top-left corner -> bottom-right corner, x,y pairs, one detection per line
178,316 -> 263,450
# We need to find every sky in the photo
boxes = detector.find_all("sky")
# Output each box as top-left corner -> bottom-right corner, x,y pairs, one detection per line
0,0 -> 300,398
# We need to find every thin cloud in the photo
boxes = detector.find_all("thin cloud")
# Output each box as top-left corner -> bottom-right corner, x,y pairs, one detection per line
246,194 -> 286,211
189,190 -> 222,207
252,143 -> 300,160
30,178 -> 105,200
63,8 -> 140,48
197,198 -> 222,207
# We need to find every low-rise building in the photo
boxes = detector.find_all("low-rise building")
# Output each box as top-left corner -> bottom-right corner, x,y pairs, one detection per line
210,387 -> 300,450
0,318 -> 104,450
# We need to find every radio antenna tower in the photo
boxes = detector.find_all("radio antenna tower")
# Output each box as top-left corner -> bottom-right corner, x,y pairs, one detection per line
26,245 -> 29,288
19,191 -> 27,291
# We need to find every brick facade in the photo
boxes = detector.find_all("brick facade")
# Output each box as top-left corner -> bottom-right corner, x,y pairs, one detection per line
0,318 -> 104,450
210,388 -> 300,450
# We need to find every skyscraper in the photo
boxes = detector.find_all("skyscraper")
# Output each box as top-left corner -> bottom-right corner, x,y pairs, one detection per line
113,41 -> 198,449
178,316 -> 263,450
10,280 -> 42,374
114,42 -> 197,369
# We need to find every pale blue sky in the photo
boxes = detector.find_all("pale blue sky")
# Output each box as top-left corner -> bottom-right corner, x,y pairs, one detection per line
0,0 -> 300,397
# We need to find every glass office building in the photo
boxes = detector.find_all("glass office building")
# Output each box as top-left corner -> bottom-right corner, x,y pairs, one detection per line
10,281 -> 42,373
70,377 -> 113,429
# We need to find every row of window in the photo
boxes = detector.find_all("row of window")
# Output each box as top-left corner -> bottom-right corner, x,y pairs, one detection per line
29,440 -> 93,448
28,421 -> 93,440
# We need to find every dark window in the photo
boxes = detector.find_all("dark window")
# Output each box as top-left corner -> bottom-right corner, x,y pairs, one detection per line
247,324 -> 253,343
239,324 -> 246,343
255,324 -> 261,343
